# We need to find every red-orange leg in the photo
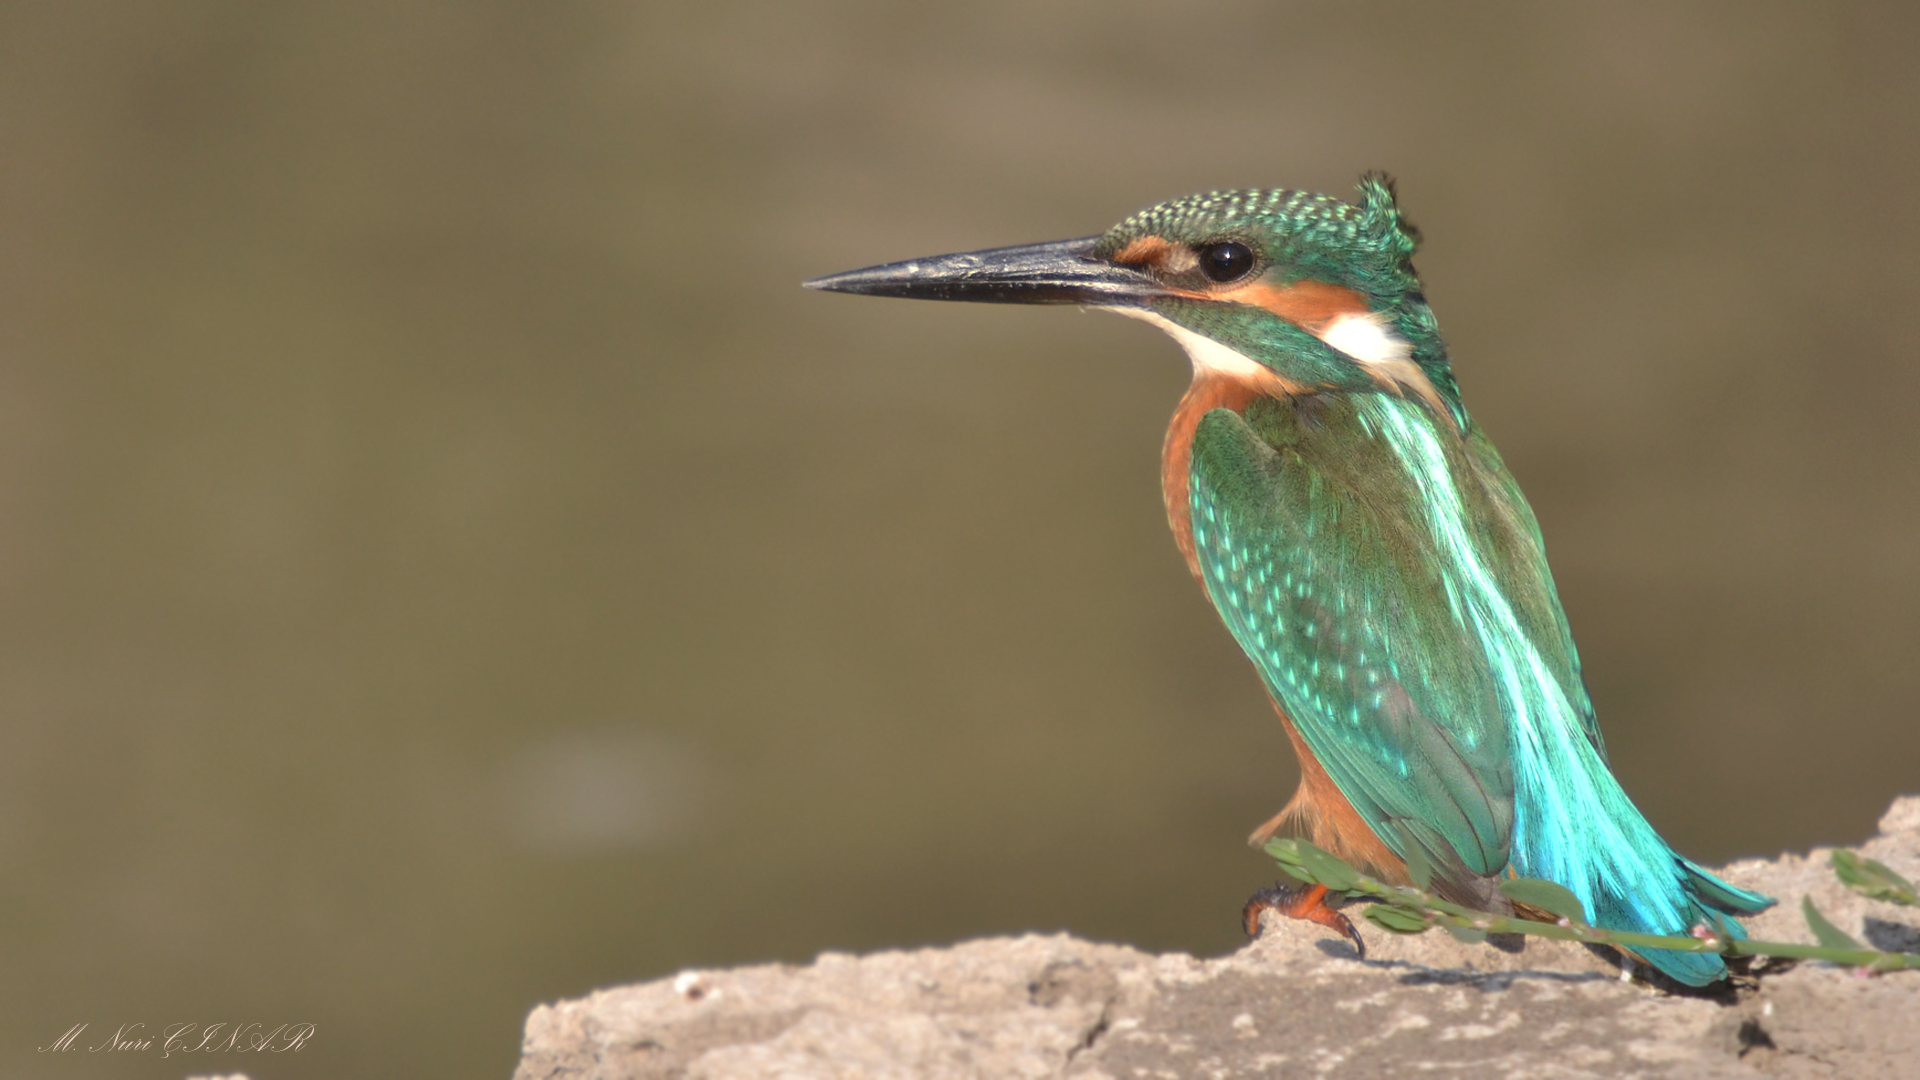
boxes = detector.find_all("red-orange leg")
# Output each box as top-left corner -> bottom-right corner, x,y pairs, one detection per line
1242,882 -> 1367,959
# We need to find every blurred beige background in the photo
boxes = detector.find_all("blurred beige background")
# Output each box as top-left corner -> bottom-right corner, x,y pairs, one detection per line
2,2 -> 1917,1077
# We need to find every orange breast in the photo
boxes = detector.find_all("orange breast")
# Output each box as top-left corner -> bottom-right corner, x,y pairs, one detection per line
1160,373 -> 1270,584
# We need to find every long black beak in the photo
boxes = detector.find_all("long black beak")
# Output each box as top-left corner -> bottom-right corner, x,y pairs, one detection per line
804,236 -> 1164,306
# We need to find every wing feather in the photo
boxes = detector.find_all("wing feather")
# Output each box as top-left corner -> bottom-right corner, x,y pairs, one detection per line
1187,394 -> 1527,884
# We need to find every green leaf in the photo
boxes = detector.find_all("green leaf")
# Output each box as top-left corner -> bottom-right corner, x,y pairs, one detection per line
1391,820 -> 1433,892
1801,895 -> 1862,950
1499,877 -> 1589,924
1263,838 -> 1360,893
1363,903 -> 1430,934
1832,850 -> 1920,907
1261,837 -> 1310,875
1444,923 -> 1488,944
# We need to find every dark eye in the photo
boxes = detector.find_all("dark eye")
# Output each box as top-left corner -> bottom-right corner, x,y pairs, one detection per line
1198,241 -> 1256,283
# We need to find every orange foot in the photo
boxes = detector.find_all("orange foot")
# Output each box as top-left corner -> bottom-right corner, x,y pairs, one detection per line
1242,882 -> 1366,959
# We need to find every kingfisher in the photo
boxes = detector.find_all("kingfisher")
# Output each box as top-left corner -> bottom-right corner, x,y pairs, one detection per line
805,176 -> 1772,985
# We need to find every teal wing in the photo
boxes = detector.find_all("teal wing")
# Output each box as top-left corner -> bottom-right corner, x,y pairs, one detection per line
1191,393 -> 1772,985
1187,396 -> 1526,890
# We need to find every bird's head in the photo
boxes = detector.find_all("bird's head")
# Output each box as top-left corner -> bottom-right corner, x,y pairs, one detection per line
807,175 -> 1459,422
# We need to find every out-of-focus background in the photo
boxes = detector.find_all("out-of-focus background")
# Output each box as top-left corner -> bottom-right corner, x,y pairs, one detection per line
3,2 -> 1917,1077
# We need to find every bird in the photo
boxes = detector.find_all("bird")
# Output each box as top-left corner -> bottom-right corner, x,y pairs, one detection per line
804,176 -> 1772,985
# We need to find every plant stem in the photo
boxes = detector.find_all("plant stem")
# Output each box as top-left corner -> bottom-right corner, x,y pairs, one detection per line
1266,839 -> 1920,973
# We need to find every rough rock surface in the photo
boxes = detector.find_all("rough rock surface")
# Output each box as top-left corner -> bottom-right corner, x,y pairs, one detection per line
516,798 -> 1920,1079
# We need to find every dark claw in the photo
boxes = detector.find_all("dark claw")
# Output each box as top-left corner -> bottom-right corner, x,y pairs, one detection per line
1329,909 -> 1368,960
1242,881 -> 1367,959
1241,883 -> 1297,937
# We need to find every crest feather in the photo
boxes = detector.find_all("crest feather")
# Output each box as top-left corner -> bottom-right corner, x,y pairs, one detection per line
1357,172 -> 1421,257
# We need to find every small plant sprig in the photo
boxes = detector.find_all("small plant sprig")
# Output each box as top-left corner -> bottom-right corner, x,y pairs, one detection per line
1261,837 -> 1920,973
1831,849 -> 1918,908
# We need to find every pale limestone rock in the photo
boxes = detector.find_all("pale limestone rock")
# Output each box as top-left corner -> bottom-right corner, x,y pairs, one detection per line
517,796 -> 1920,1079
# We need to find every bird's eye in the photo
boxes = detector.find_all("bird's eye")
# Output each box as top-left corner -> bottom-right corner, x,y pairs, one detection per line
1198,241 -> 1256,283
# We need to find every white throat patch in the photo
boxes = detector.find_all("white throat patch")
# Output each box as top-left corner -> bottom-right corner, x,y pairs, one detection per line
1110,307 -> 1413,376
1109,304 -> 1447,421
1109,308 -> 1270,381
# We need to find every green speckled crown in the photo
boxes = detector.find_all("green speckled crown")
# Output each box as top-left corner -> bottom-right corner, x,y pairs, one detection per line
1098,175 -> 1422,296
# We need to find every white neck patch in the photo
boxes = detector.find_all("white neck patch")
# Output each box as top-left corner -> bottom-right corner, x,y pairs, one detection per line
1317,310 -> 1414,368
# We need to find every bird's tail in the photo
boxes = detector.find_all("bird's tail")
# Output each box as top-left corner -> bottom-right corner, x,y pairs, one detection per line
1509,747 -> 1774,986
1594,854 -> 1773,986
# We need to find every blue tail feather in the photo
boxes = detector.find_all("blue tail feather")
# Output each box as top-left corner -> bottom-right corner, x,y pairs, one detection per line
1680,856 -> 1775,915
1596,864 -> 1773,986
1516,804 -> 1775,986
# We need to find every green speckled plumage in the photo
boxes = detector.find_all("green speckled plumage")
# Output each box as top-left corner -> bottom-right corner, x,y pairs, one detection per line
1188,392 -> 1533,881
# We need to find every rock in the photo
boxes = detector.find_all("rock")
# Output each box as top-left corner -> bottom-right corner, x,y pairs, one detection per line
515,797 -> 1920,1079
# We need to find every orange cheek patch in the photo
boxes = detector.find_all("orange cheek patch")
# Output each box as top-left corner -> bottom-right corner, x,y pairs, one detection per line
1114,235 -> 1173,265
1215,278 -> 1373,335
1114,235 -> 1198,274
